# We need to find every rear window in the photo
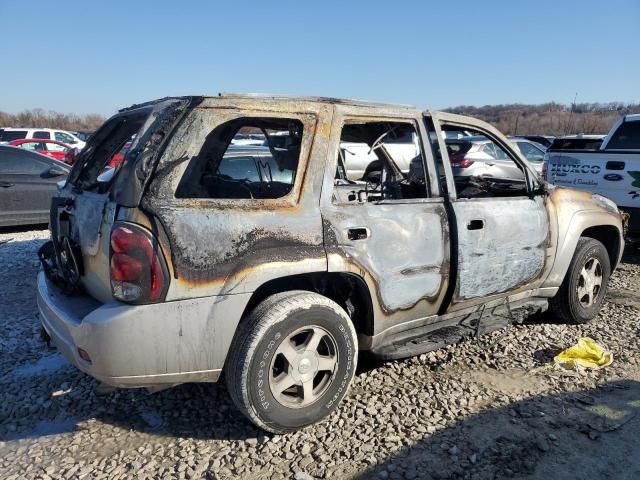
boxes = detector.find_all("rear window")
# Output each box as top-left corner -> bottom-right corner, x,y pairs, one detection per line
71,112 -> 148,192
606,121 -> 640,149
0,130 -> 28,142
549,138 -> 603,150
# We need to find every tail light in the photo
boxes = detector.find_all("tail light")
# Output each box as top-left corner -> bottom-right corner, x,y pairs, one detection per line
110,223 -> 168,304
450,156 -> 474,169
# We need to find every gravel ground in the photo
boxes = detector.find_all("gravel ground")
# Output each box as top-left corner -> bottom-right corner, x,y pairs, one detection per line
0,227 -> 638,480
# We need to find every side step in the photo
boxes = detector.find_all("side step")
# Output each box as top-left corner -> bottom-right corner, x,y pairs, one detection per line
370,298 -> 548,360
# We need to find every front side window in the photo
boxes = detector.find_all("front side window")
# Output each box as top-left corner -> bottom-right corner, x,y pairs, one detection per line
333,121 -> 427,203
33,131 -> 50,139
176,117 -> 303,200
17,141 -> 42,151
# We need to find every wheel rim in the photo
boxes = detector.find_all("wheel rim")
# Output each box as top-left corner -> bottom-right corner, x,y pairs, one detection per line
577,256 -> 603,308
269,325 -> 338,408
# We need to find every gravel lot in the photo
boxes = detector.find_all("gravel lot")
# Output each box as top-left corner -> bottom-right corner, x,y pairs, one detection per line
0,227 -> 638,480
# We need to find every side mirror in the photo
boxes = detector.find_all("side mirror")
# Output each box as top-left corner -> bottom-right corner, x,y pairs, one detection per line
42,166 -> 67,178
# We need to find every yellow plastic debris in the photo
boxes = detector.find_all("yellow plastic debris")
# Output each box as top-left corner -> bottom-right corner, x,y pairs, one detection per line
553,337 -> 613,370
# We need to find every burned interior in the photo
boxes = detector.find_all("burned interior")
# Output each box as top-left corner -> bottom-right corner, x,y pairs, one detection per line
333,121 -> 428,203
432,122 -> 530,199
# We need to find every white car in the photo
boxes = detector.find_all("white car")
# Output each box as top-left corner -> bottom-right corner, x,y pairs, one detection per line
447,136 -> 546,180
0,128 -> 86,149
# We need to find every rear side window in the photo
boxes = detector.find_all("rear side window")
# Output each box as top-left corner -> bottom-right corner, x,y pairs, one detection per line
33,131 -> 50,139
607,121 -> 640,149
176,118 -> 303,200
0,130 -> 28,142
17,141 -> 45,151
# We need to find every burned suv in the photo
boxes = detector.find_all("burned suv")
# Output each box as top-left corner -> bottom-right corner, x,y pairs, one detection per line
38,95 -> 624,433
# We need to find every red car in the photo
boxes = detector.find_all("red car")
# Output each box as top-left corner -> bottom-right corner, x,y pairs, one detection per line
9,139 -> 72,163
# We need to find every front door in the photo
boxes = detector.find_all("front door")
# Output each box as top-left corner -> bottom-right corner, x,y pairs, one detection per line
321,109 -> 450,336
430,112 -> 552,308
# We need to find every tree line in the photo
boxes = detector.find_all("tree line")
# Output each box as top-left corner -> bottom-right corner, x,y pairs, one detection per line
0,108 -> 106,132
444,102 -> 640,136
2,101 -> 639,136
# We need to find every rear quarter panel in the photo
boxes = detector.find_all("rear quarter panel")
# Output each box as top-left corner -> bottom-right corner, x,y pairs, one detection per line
140,99 -> 334,301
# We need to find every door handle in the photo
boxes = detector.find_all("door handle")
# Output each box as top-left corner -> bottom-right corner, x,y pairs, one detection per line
605,161 -> 625,170
347,228 -> 369,241
467,219 -> 484,230
0,182 -> 14,188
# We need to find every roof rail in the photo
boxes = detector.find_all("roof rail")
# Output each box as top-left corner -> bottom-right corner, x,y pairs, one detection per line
217,92 -> 416,109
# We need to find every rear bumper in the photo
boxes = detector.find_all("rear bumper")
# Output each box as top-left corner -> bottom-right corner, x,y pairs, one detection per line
37,271 -> 251,388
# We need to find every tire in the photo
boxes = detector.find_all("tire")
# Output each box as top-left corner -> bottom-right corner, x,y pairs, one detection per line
225,291 -> 358,433
550,237 -> 611,324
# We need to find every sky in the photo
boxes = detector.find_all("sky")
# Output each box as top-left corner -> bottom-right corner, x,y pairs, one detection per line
1,0 -> 638,116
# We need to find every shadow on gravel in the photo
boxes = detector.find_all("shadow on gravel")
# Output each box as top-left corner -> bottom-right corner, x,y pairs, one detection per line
356,379 -> 640,480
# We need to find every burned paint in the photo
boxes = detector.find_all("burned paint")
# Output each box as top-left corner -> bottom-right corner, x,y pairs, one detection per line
452,196 -> 549,300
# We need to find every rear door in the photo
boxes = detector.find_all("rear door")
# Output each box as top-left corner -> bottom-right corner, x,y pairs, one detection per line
321,106 -> 450,336
0,149 -> 66,226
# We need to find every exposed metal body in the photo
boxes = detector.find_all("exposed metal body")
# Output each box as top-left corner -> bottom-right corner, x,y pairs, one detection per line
38,94 -> 624,388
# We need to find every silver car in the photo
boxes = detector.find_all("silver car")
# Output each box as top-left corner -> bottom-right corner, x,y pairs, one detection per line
448,136 -> 545,180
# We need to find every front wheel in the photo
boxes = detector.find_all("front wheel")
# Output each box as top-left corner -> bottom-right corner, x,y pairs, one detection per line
550,237 -> 611,324
225,291 -> 358,433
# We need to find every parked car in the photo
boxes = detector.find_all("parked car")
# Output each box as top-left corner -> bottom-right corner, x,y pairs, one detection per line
0,145 -> 70,227
38,95 -> 623,433
0,128 -> 86,150
547,134 -> 605,151
512,134 -> 555,148
8,139 -> 72,162
545,115 -> 640,234
446,136 -> 545,179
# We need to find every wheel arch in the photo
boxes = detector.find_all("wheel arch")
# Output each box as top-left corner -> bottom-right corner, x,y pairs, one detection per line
240,271 -> 374,338
545,209 -> 624,288
581,225 -> 622,270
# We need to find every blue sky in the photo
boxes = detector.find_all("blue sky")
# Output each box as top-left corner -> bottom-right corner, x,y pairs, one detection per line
1,0 -> 638,115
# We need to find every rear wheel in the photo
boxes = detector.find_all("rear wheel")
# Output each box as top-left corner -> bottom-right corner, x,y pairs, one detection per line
550,237 -> 611,324
225,291 -> 358,433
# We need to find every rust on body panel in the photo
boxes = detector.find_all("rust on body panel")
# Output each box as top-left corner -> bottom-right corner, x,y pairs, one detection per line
139,99 -> 333,300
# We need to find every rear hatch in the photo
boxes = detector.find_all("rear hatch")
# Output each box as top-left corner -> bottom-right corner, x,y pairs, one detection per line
43,97 -> 193,303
